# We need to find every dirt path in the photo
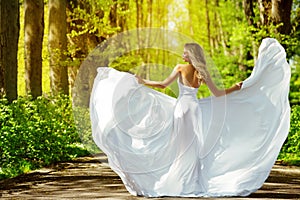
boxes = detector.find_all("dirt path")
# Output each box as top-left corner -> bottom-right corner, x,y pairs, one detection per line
1,153 -> 300,200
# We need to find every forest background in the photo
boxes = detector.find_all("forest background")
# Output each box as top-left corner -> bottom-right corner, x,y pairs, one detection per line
0,0 -> 299,179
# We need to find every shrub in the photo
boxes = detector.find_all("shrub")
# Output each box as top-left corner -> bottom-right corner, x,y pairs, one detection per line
0,95 -> 89,179
278,105 -> 300,165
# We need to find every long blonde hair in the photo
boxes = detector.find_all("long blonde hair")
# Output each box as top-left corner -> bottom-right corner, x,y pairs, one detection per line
184,43 -> 208,83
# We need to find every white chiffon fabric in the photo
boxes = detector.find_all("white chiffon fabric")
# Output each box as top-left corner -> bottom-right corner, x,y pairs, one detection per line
90,38 -> 290,197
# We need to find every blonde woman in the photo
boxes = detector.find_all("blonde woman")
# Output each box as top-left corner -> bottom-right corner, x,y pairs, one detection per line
136,43 -> 242,95
90,38 -> 290,197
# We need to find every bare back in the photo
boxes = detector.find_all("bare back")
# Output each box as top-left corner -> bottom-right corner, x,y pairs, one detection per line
176,64 -> 201,88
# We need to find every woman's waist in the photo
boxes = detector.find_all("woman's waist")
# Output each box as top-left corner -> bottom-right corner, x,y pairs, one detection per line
178,93 -> 198,101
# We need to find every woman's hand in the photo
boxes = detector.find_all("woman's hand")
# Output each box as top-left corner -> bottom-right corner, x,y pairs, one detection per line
235,81 -> 243,90
222,81 -> 243,96
134,67 -> 179,89
135,75 -> 145,84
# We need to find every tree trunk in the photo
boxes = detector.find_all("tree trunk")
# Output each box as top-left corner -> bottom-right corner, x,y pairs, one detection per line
258,0 -> 272,26
205,0 -> 213,55
271,0 -> 293,35
24,0 -> 44,98
48,0 -> 69,95
214,0 -> 229,56
0,0 -> 19,101
146,0 -> 152,64
147,0 -> 153,28
110,1 -> 117,28
118,0 -> 129,32
136,0 -> 142,52
188,0 -> 194,36
243,0 -> 255,26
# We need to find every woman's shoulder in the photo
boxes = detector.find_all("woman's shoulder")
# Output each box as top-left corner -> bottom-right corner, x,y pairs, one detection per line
175,64 -> 191,72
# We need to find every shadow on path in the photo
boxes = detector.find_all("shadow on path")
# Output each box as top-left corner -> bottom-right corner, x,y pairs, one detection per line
1,153 -> 300,200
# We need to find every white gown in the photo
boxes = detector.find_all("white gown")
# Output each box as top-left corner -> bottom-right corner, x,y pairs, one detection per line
90,38 -> 290,197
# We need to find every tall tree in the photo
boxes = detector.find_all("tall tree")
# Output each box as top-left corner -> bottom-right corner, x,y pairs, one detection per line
187,0 -> 194,36
271,0 -> 293,34
243,0 -> 255,26
136,0 -> 142,53
24,0 -> 44,98
118,0 -> 129,31
205,0 -> 212,55
258,0 -> 272,26
255,0 -> 293,34
0,0 -> 19,101
48,0 -> 69,95
214,0 -> 228,56
110,1 -> 118,28
66,0 -> 100,90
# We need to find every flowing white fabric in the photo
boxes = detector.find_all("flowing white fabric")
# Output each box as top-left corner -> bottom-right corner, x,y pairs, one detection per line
90,38 -> 290,197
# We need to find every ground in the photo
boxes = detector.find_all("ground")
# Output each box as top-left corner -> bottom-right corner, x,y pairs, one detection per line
0,153 -> 300,200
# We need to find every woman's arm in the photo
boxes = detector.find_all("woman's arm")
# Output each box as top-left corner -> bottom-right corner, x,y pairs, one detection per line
205,74 -> 242,97
136,66 -> 180,89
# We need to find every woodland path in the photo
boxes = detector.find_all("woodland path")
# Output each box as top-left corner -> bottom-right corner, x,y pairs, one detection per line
1,153 -> 300,200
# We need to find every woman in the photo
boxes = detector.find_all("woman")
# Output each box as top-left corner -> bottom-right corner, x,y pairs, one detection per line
90,38 -> 290,197
136,43 -> 242,95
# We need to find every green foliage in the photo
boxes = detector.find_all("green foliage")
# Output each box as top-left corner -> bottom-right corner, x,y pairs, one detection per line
0,95 -> 89,179
212,53 -> 249,88
110,53 -> 143,72
290,57 -> 300,105
73,106 -> 99,154
278,105 -> 300,165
